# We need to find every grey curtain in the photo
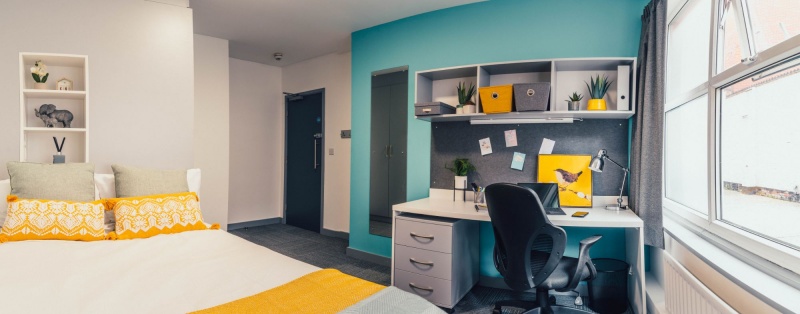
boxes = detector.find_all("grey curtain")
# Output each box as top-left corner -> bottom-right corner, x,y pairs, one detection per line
631,0 -> 666,249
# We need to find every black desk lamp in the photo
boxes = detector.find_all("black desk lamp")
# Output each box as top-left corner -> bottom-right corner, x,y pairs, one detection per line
589,149 -> 629,210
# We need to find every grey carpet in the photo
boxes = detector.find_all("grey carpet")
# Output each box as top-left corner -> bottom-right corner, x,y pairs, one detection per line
229,224 -> 629,313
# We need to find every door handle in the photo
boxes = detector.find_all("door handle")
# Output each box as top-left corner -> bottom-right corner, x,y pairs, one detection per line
313,139 -> 318,169
389,145 -> 393,158
408,283 -> 434,292
409,232 -> 434,240
385,145 -> 390,158
409,258 -> 434,266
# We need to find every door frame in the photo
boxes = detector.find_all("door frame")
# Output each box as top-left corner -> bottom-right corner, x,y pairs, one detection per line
283,88 -> 325,232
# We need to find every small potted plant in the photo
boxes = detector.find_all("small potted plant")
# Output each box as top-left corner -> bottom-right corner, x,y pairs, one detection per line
30,60 -> 49,90
566,92 -> 583,111
446,158 -> 476,189
585,74 -> 613,111
457,81 -> 476,114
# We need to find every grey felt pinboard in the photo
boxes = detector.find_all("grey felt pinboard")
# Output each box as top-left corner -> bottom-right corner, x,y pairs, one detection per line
430,120 -> 629,196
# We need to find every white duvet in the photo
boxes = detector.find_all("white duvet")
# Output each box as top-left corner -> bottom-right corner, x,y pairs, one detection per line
0,230 -> 319,313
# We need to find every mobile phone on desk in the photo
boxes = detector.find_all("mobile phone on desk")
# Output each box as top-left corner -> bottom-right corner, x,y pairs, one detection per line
571,211 -> 589,218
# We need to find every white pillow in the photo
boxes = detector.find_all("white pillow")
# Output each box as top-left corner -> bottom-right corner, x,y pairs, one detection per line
0,179 -> 9,227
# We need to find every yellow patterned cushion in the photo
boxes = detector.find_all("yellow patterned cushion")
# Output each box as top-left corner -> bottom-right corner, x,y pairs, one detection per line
0,195 -> 107,243
106,192 -> 218,240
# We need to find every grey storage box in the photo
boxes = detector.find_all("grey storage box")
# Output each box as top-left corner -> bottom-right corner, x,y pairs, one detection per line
415,102 -> 456,116
513,83 -> 551,111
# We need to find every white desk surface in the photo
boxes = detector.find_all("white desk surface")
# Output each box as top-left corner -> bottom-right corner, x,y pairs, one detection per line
393,198 -> 643,228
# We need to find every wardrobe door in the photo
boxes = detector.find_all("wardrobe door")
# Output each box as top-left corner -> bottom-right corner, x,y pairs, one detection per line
369,83 -> 391,223
387,78 -> 408,212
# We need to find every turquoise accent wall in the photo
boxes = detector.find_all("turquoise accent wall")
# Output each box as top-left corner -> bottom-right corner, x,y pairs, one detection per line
350,0 -> 649,260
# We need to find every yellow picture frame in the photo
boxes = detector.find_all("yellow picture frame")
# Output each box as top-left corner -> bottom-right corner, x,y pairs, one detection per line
537,154 -> 592,207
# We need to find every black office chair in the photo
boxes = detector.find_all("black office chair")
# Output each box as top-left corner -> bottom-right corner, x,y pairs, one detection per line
485,183 -> 602,314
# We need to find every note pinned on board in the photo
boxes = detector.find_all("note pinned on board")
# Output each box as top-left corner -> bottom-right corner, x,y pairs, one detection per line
539,138 -> 555,154
479,138 -> 493,155
504,130 -> 518,147
511,152 -> 526,170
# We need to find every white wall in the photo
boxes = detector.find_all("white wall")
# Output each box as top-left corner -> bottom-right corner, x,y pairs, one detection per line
194,35 -> 230,229
228,58 -> 284,224
282,52 -> 352,233
0,0 -> 195,177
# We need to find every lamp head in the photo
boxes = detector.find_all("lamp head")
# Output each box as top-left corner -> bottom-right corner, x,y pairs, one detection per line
589,149 -> 607,172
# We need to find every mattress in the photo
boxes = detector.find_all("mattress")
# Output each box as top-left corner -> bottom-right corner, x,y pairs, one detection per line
0,229 -> 319,313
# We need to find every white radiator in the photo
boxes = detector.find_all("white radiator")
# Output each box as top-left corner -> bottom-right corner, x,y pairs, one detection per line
663,253 -> 737,314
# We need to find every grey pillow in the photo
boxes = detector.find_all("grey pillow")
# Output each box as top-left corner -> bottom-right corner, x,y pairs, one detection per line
7,162 -> 95,202
112,164 -> 188,198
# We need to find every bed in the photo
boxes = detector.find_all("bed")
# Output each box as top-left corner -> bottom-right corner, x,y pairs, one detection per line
0,165 -> 443,313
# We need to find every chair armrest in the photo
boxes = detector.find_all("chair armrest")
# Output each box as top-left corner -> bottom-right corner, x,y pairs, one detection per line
557,235 -> 602,292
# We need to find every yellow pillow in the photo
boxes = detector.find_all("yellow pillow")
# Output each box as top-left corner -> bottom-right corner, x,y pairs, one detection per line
106,192 -> 218,240
0,195 -> 107,243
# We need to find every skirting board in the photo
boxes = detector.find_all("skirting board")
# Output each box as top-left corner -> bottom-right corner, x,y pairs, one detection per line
321,228 -> 349,240
346,247 -> 391,267
227,217 -> 282,230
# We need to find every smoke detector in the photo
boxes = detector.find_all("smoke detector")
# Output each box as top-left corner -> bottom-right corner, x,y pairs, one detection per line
273,53 -> 283,61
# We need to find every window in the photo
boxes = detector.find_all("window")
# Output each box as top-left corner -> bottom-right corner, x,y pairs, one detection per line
665,0 -> 800,274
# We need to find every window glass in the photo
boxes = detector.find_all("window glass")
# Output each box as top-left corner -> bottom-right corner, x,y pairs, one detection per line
719,56 -> 800,249
667,0 -> 712,101
665,94 -> 709,213
748,0 -> 800,53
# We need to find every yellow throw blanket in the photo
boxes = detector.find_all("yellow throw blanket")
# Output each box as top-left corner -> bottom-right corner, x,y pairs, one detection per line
191,269 -> 384,314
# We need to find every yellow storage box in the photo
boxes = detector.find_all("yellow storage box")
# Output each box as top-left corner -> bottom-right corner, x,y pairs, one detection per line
479,84 -> 514,114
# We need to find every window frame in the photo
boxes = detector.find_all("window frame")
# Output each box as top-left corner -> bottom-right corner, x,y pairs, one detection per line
664,0 -> 800,275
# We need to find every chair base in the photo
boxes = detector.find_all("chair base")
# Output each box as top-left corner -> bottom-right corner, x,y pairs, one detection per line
493,288 -> 593,314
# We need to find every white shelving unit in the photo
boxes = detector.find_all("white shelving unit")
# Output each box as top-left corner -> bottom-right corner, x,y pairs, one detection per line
19,53 -> 89,163
415,58 -> 636,123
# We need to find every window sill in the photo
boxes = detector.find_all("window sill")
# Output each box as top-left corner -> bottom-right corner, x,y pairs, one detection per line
663,213 -> 800,313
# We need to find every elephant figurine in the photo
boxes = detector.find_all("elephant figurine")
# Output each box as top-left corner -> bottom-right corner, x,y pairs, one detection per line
34,104 -> 73,128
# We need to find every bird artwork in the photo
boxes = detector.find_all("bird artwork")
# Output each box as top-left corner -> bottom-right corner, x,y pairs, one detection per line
554,169 -> 582,191
538,155 -> 593,207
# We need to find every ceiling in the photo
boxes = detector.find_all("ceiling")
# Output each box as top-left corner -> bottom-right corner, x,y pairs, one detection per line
191,0 -> 484,67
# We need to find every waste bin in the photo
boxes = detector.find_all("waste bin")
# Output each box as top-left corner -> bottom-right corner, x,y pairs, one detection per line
588,258 -> 630,314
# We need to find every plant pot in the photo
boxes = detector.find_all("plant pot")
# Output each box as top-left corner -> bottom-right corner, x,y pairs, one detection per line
568,101 -> 581,111
463,104 -> 476,114
587,99 -> 607,111
454,176 -> 468,189
456,107 -> 464,114
34,82 -> 47,90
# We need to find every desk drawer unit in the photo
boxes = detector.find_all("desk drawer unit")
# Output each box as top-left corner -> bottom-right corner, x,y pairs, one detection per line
392,213 -> 479,308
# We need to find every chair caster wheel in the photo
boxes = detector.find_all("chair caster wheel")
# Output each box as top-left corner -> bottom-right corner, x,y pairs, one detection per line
574,296 -> 584,306
492,308 -> 502,314
549,295 -> 556,304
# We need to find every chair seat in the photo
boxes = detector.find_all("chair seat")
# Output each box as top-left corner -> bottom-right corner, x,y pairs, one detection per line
531,251 -> 592,290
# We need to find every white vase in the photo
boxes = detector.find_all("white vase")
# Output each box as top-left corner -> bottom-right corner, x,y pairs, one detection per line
463,104 -> 476,114
456,107 -> 464,114
454,176 -> 468,189
34,82 -> 47,90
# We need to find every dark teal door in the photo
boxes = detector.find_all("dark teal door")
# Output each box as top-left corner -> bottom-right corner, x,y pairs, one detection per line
285,91 -> 323,233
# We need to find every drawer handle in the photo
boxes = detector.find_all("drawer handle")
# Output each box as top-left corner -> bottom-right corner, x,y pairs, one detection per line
409,258 -> 434,266
410,232 -> 434,240
409,282 -> 434,292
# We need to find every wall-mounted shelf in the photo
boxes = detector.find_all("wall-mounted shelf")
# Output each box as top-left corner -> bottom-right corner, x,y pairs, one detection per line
415,57 -> 636,123
23,89 -> 86,100
19,52 -> 89,163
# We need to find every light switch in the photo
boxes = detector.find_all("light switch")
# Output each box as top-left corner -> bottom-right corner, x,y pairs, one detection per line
329,148 -> 334,155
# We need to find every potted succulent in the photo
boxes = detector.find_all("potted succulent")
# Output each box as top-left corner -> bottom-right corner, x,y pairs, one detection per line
30,60 -> 49,90
585,74 -> 613,111
457,81 -> 476,114
446,158 -> 476,189
566,92 -> 583,111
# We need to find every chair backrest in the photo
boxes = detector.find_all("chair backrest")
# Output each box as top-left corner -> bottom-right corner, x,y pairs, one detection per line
485,183 -> 567,291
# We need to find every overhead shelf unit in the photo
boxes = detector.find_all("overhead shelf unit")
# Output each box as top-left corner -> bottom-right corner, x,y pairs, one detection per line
414,58 -> 636,123
19,52 -> 89,163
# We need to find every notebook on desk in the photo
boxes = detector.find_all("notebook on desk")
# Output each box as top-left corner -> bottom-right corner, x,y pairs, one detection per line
517,183 -> 566,215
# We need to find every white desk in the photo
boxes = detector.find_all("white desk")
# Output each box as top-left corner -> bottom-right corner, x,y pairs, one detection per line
391,194 -> 646,314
